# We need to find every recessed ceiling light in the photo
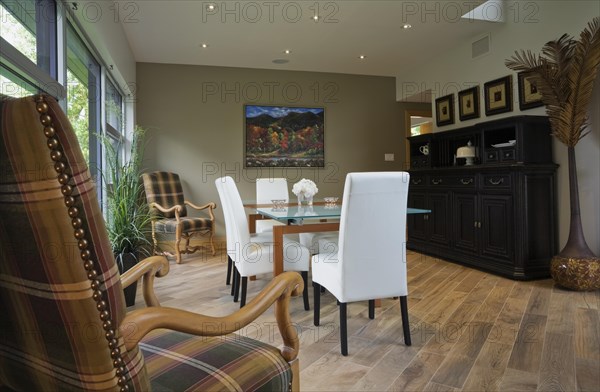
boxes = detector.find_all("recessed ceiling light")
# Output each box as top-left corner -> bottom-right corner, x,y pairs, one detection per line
359,55 -> 366,60
201,43 -> 209,48
284,49 -> 291,54
312,15 -> 319,21
272,59 -> 290,64
206,4 -> 215,11
403,24 -> 412,29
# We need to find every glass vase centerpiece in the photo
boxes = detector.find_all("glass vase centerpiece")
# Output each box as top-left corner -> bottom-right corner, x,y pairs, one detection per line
292,178 -> 318,206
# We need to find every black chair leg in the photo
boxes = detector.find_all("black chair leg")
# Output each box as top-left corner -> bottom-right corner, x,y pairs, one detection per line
400,296 -> 411,346
340,302 -> 348,356
226,256 -> 233,285
230,267 -> 237,296
240,277 -> 248,308
313,282 -> 321,326
368,300 -> 375,319
301,271 -> 310,311
233,270 -> 240,302
320,286 -> 326,293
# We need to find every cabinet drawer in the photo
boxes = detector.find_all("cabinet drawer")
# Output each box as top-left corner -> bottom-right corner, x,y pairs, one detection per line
410,175 -> 426,187
444,175 -> 477,188
500,149 -> 516,161
428,176 -> 446,186
482,174 -> 512,189
485,150 -> 499,163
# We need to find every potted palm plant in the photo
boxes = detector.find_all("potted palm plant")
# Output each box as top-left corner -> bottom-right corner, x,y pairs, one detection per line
100,126 -> 153,305
505,17 -> 600,290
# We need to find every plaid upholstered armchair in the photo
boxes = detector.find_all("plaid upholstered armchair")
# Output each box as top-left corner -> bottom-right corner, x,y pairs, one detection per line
0,94 -> 303,391
141,171 -> 217,263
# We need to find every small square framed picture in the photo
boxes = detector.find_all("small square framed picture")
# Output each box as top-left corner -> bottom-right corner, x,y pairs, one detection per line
518,71 -> 544,110
435,94 -> 454,126
458,86 -> 480,121
484,75 -> 513,116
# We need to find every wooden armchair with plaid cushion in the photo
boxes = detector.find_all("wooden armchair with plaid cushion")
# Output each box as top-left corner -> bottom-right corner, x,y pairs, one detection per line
0,94 -> 302,391
141,171 -> 216,263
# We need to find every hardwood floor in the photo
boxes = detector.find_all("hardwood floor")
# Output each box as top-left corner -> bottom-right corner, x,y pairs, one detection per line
131,249 -> 600,392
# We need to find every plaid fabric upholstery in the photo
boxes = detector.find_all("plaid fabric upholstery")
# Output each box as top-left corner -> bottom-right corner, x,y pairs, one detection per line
141,329 -> 292,392
155,217 -> 213,234
142,172 -> 188,218
0,95 -> 150,390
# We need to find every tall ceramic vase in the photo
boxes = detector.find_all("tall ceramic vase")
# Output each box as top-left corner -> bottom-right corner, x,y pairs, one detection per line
550,146 -> 600,291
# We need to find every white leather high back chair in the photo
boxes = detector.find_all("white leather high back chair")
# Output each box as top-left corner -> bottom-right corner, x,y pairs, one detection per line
216,176 -> 312,309
312,172 -> 412,355
255,178 -> 289,233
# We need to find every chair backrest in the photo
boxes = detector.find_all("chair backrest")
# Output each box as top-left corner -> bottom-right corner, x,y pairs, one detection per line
215,177 -> 237,260
337,172 -> 410,301
0,95 -> 150,390
141,171 -> 187,218
256,178 -> 289,203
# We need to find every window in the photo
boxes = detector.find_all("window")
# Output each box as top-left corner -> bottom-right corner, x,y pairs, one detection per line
0,65 -> 37,97
0,0 -> 57,78
66,22 -> 100,167
105,79 -> 124,168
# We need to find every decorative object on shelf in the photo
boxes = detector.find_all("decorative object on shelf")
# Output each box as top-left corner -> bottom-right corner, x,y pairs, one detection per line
435,94 -> 454,126
419,144 -> 430,155
517,71 -> 544,110
456,140 -> 476,166
458,86 -> 480,121
491,140 -> 516,148
244,104 -> 325,168
506,17 -> 600,291
292,178 -> 318,206
484,75 -> 513,116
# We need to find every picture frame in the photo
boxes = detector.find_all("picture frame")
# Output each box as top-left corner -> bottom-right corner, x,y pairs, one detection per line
458,86 -> 480,121
435,94 -> 454,126
518,71 -> 544,110
484,75 -> 512,116
244,104 -> 325,167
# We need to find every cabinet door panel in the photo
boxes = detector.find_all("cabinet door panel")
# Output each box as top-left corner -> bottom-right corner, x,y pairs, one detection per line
428,192 -> 450,246
453,193 -> 478,254
481,195 -> 513,261
407,192 -> 427,241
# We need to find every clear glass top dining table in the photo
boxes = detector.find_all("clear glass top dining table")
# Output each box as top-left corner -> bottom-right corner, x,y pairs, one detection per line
245,202 -> 431,276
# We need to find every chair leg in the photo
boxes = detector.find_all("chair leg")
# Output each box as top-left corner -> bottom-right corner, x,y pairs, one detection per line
339,302 -> 348,356
209,231 -> 216,256
399,296 -> 411,346
368,300 -> 375,319
226,256 -> 233,285
313,282 -> 321,326
175,228 -> 183,264
240,277 -> 248,308
301,271 -> 310,311
233,270 -> 240,302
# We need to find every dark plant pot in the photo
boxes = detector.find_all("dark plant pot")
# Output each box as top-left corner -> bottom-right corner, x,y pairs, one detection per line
116,253 -> 138,307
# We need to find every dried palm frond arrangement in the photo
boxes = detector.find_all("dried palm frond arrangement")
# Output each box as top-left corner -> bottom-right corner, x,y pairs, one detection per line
505,17 -> 600,290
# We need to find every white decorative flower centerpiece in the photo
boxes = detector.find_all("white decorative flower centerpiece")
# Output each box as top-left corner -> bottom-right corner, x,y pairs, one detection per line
292,178 -> 318,206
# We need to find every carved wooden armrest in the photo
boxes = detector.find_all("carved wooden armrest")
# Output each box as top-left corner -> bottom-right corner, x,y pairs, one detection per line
185,201 -> 217,221
120,256 -> 170,307
150,202 -> 183,215
120,271 -> 303,361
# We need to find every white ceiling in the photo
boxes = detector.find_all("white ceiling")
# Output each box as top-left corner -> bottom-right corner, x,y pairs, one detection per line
120,0 -> 495,78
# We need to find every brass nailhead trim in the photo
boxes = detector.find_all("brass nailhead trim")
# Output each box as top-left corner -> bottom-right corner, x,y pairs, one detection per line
35,95 -> 130,392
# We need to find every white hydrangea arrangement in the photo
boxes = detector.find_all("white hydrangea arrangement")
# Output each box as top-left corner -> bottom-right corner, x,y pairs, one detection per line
292,178 -> 318,198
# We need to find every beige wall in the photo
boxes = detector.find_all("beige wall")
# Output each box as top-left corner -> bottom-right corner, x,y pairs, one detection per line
136,63 -> 405,237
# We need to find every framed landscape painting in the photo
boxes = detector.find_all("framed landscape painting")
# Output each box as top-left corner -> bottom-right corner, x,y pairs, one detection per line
245,105 -> 325,167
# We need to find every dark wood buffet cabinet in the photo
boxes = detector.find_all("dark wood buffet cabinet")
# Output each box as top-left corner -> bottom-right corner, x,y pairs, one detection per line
407,116 -> 558,280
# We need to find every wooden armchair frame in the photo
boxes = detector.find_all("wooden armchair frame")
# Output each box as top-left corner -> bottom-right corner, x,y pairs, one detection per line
121,255 -> 302,391
149,198 -> 217,263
